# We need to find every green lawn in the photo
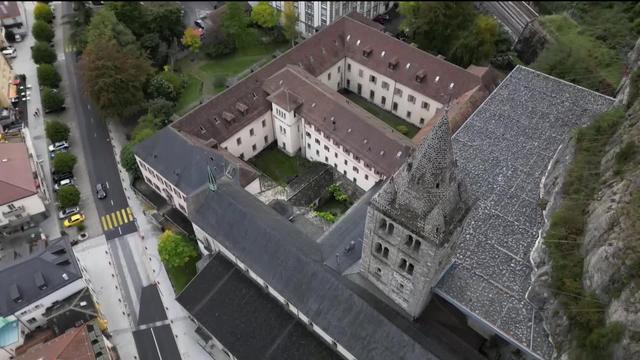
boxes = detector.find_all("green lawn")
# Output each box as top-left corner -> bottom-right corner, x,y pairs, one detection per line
174,29 -> 288,115
165,254 -> 199,294
340,90 -> 420,138
249,145 -> 314,185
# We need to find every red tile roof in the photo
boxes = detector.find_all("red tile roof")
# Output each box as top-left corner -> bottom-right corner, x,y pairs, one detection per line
15,325 -> 95,360
0,142 -> 37,205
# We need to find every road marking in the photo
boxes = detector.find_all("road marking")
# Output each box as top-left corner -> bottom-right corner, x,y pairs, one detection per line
116,210 -> 123,225
101,208 -> 135,231
118,227 -> 122,235
106,181 -> 109,189
120,209 -> 128,222
150,328 -> 164,360
111,199 -> 114,206
111,213 -> 118,227
127,207 -> 133,221
101,216 -> 109,231
94,132 -> 97,138
105,215 -> 112,230
87,104 -> 91,110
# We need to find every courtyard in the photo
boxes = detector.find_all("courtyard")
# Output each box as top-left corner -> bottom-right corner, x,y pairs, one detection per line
248,144 -> 316,185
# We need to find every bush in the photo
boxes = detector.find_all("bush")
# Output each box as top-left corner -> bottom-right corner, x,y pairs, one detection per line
147,98 -> 176,128
45,120 -> 70,143
42,88 -> 65,112
57,185 -> 80,208
314,211 -> 336,223
147,76 -> 176,101
328,183 -> 350,203
34,2 -> 53,23
120,143 -> 140,180
395,125 -> 409,135
203,31 -> 236,58
157,70 -> 186,97
37,64 -> 61,88
53,152 -> 77,174
32,20 -> 54,42
32,41 -> 56,64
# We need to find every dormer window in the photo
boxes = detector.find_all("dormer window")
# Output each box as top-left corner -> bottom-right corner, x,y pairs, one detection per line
362,46 -> 372,58
388,57 -> 399,70
415,70 -> 426,83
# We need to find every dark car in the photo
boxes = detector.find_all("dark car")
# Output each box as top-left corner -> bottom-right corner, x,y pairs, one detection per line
96,183 -> 107,199
52,171 -> 74,183
374,14 -> 391,24
194,19 -> 206,29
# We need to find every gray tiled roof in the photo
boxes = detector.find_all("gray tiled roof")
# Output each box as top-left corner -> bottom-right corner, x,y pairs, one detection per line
134,127 -> 258,195
435,66 -> 615,359
0,238 -> 82,316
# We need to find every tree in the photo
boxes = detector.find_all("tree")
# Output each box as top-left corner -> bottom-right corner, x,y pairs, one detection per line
282,1 -> 298,47
45,120 -> 70,143
120,143 -> 140,179
158,70 -> 186,97
34,2 -> 53,23
147,76 -> 177,101
32,41 -> 56,64
80,38 -> 153,119
32,20 -> 55,42
57,185 -> 80,208
251,1 -> 279,29
37,64 -> 61,88
86,8 -> 136,48
158,230 -> 197,268
203,31 -> 236,58
222,2 -> 250,46
181,27 -> 201,53
42,88 -> 65,112
448,15 -> 498,68
106,1 -> 147,38
145,3 -> 184,44
53,152 -> 77,173
147,98 -> 176,127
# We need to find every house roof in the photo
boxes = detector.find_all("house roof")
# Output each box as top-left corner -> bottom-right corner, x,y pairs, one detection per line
16,321 -> 103,360
134,127 -> 259,196
263,65 -> 414,177
0,238 -> 83,317
0,142 -> 37,205
172,13 -> 487,149
0,2 -> 20,20
435,66 -> 615,359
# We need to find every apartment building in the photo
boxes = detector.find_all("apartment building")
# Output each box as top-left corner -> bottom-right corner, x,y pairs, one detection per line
265,1 -> 393,37
168,12 -> 494,193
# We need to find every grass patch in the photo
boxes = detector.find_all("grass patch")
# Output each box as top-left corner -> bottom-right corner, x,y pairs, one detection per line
175,74 -> 203,115
165,254 -> 199,294
340,90 -> 420,138
249,144 -> 314,185
544,107 -> 626,359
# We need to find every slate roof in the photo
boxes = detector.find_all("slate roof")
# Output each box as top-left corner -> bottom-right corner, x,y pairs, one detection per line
177,254 -> 341,360
435,66 -> 615,359
0,142 -> 37,205
134,127 -> 258,195
0,238 -> 83,317
172,13 -> 487,148
263,65 -> 414,177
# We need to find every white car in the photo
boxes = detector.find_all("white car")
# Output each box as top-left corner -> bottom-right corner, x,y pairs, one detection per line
48,141 -> 69,152
14,34 -> 22,42
2,47 -> 16,58
58,206 -> 80,219
54,178 -> 74,191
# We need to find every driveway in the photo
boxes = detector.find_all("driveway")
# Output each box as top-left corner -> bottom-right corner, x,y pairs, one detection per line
180,1 -> 223,27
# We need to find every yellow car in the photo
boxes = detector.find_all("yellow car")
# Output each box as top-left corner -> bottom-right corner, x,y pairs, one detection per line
64,213 -> 86,228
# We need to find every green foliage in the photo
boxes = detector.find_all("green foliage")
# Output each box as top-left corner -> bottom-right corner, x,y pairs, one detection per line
395,125 -> 409,135
86,8 -> 136,48
147,76 -> 177,101
157,70 -> 186,97
106,1 -> 146,38
282,1 -> 298,46
45,120 -> 70,143
203,31 -> 237,58
34,2 -> 53,23
147,98 -> 176,127
120,114 -> 158,179
37,64 -> 61,88
57,185 -> 80,208
158,230 -> 198,268
628,69 -> 640,109
32,20 -> 54,43
69,2 -> 92,53
120,143 -> 140,179
213,74 -> 227,89
31,41 -> 57,64
145,3 -> 184,44
42,88 -> 65,112
222,2 -> 251,46
544,107 -> 625,358
614,141 -> 638,175
53,152 -> 77,174
448,15 -> 498,68
181,27 -> 201,53
314,211 -> 336,223
328,183 -> 350,203
251,1 -> 279,29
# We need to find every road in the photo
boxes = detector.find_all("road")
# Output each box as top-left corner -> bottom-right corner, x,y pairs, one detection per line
479,2 -> 538,41
180,1 -> 223,26
58,2 -> 181,359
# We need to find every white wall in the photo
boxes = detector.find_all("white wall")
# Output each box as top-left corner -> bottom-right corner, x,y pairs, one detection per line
136,156 -> 189,215
391,80 -> 442,127
272,104 -> 302,156
13,279 -> 86,330
318,59 -> 346,90
0,194 -> 46,227
221,112 -> 275,161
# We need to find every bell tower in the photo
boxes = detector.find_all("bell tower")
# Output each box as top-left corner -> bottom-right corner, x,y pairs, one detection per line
360,115 -> 470,319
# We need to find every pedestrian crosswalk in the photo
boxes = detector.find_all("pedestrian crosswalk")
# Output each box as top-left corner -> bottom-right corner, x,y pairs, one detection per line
101,208 -> 134,231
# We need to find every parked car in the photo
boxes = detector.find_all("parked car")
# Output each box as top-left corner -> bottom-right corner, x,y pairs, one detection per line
49,147 -> 68,158
96,183 -> 107,199
54,178 -> 75,191
64,213 -> 85,228
48,140 -> 69,153
194,19 -> 206,29
58,206 -> 80,219
2,47 -> 16,58
52,171 -> 73,183
14,34 -> 22,42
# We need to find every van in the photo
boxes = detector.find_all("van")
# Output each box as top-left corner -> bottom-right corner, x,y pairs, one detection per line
2,47 -> 16,58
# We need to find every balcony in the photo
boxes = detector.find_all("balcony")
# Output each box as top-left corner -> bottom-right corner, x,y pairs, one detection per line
2,204 -> 25,218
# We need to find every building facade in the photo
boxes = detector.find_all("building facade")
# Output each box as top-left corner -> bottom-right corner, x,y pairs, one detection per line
266,1 -> 393,37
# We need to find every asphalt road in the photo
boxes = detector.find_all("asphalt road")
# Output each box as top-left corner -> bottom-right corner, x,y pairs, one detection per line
60,1 -> 137,241
180,1 -> 223,27
133,285 -> 181,360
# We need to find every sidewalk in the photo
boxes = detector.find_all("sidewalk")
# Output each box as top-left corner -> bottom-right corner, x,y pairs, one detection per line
109,121 -> 212,359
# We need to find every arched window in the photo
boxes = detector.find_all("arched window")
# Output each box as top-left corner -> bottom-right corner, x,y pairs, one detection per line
382,247 -> 389,259
404,235 -> 413,247
435,227 -> 440,235
407,263 -> 414,275
398,258 -> 407,271
387,222 -> 395,235
413,240 -> 421,252
435,182 -> 440,189
374,242 -> 382,254
379,218 -> 387,230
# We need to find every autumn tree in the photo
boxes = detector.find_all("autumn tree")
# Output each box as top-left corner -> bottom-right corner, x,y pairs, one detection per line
222,2 -> 250,46
181,27 -> 201,53
282,1 -> 298,47
251,1 -> 279,29
158,230 -> 197,268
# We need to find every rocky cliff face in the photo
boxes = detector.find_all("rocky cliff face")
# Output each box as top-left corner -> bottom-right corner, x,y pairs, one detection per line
529,37 -> 640,359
